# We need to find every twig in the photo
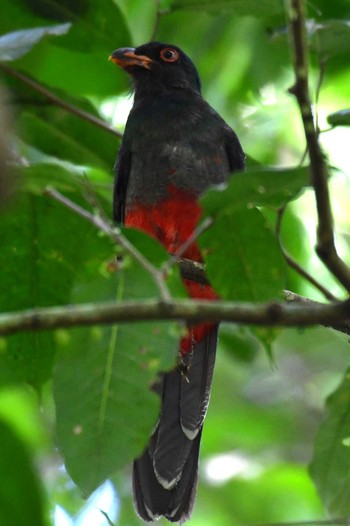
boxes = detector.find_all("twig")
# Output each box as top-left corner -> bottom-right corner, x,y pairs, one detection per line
44,187 -> 172,302
286,0 -> 350,292
284,290 -> 350,334
276,207 -> 338,301
1,296 -> 350,337
162,217 -> 213,275
314,56 -> 327,136
0,63 -> 123,139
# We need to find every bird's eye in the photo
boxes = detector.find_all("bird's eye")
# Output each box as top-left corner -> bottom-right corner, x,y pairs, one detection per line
160,48 -> 179,63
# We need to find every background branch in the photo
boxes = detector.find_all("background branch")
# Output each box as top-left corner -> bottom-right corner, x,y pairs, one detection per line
1,297 -> 350,337
276,206 -> 338,301
286,0 -> 350,292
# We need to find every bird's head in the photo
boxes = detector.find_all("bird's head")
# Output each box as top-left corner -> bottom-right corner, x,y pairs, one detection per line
109,41 -> 201,96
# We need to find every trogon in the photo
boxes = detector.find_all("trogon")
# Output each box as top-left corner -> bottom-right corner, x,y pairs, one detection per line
109,41 -> 245,523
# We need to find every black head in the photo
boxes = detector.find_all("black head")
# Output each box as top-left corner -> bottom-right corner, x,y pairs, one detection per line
109,41 -> 201,95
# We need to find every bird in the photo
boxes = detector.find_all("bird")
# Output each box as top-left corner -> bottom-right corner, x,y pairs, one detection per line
109,41 -> 245,523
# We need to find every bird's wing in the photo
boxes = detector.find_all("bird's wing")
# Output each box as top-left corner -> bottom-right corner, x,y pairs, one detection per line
224,125 -> 246,173
113,142 -> 131,223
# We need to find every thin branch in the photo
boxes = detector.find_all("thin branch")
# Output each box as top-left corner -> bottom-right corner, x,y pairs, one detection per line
276,207 -> 338,301
44,187 -> 172,303
162,217 -> 213,275
0,63 -> 123,139
284,290 -> 350,334
286,0 -> 350,292
314,56 -> 327,135
1,297 -> 350,337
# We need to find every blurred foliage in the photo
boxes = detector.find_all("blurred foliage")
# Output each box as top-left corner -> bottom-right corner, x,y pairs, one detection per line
1,0 -> 350,525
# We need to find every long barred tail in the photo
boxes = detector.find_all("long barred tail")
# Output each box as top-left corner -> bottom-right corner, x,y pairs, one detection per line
132,326 -> 218,523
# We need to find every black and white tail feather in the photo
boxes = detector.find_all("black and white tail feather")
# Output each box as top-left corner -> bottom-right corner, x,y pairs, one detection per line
132,327 -> 218,523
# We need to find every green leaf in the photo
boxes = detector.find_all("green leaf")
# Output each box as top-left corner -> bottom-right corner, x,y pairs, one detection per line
309,20 -> 350,58
13,42 -> 121,98
54,235 -> 181,495
19,109 -> 117,171
27,0 -> 130,53
199,207 -> 286,301
169,0 -> 284,18
310,368 -> 350,515
327,109 -> 350,127
1,0 -> 130,55
219,323 -> 263,363
0,23 -> 71,62
114,0 -> 158,44
0,418 -> 45,526
200,166 -> 310,215
0,186 -> 113,387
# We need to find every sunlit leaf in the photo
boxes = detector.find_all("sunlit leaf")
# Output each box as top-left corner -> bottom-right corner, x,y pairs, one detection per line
0,23 -> 71,61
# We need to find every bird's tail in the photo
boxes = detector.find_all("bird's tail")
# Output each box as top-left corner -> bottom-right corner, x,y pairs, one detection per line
132,325 -> 218,523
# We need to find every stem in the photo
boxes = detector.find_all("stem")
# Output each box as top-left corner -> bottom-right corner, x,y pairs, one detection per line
276,207 -> 338,301
45,187 -> 172,302
286,0 -> 350,292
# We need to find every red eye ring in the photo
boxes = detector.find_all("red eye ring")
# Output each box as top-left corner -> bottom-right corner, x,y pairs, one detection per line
160,48 -> 179,63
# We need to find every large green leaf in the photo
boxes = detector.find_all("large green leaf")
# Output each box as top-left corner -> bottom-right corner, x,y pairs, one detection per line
0,0 -> 131,98
11,41 -> 122,98
1,0 -> 130,54
168,0 -> 284,18
310,368 -> 350,515
197,167 -> 307,302
201,166 -> 310,215
0,418 -> 45,526
0,180 -> 114,387
0,23 -> 71,61
19,109 -> 118,171
26,0 -> 130,53
54,229 -> 183,496
199,206 -> 286,301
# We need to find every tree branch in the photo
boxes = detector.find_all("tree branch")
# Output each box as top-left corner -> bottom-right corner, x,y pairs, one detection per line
284,290 -> 350,335
45,187 -> 172,303
0,63 -> 123,139
276,206 -> 338,301
1,297 -> 350,337
286,0 -> 350,292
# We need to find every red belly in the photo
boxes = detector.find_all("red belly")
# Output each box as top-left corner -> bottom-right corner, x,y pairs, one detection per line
125,186 -> 217,354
